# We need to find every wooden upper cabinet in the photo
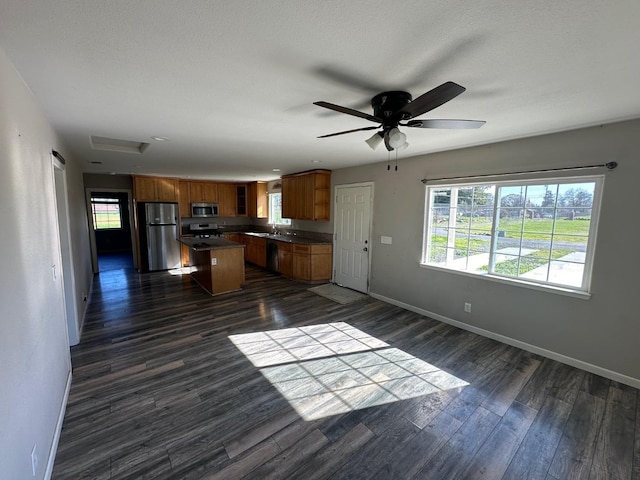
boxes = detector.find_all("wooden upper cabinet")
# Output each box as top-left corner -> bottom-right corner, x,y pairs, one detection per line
218,183 -> 237,217
236,185 -> 247,216
189,182 -> 218,203
281,170 -> 331,221
132,175 -> 179,202
281,176 -> 296,219
247,181 -> 268,218
178,180 -> 191,218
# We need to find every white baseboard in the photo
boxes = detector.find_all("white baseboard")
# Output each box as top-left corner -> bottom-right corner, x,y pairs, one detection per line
77,275 -> 94,343
44,368 -> 72,480
369,292 -> 640,390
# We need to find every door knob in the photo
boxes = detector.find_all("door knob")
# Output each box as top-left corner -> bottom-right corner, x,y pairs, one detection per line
363,247 -> 368,252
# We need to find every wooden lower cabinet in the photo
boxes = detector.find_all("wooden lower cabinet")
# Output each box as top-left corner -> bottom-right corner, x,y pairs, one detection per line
223,233 -> 242,243
237,234 -> 332,283
291,244 -> 332,282
277,242 -> 293,278
241,234 -> 267,268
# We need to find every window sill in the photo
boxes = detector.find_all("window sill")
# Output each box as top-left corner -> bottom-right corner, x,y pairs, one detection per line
418,263 -> 592,300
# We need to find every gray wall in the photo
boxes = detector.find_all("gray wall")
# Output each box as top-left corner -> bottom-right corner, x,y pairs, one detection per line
0,48 -> 93,478
83,172 -> 132,190
332,119 -> 640,385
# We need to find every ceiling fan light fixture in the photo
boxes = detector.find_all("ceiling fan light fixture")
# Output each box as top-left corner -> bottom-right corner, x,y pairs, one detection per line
365,131 -> 383,150
387,127 -> 407,149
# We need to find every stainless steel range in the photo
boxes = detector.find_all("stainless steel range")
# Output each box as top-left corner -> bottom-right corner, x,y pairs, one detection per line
188,223 -> 223,238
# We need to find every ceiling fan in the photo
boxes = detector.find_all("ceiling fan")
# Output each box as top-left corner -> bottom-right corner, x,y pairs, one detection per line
314,81 -> 485,151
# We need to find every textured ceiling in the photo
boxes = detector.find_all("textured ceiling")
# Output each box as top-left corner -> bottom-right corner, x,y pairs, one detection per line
1,1 -> 638,181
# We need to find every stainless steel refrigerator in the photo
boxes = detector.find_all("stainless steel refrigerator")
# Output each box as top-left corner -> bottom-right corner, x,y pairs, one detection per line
144,203 -> 180,271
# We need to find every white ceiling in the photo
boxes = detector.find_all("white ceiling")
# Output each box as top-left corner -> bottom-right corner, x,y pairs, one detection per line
1,1 -> 638,181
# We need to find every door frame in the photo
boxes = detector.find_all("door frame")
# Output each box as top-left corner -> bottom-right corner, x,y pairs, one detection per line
85,187 -> 137,273
332,182 -> 374,292
51,154 -> 78,345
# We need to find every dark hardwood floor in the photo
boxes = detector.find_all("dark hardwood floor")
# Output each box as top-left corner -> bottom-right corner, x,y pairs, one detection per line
52,265 -> 640,479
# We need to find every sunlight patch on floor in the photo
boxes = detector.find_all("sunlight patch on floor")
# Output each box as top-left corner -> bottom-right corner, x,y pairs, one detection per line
229,323 -> 469,420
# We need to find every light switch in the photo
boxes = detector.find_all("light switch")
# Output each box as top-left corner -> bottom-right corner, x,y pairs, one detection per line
380,236 -> 392,245
211,258 -> 217,266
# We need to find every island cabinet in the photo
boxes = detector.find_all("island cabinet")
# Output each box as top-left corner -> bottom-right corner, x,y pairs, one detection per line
291,244 -> 332,282
247,181 -> 268,218
281,170 -> 331,221
189,245 -> 245,296
180,243 -> 191,267
133,175 -> 179,202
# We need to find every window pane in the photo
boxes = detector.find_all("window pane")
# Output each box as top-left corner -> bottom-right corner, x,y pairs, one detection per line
268,193 -> 291,226
91,200 -> 122,230
424,176 -> 600,292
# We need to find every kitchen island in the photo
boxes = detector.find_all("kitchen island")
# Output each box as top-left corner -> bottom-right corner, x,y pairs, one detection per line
180,237 -> 245,296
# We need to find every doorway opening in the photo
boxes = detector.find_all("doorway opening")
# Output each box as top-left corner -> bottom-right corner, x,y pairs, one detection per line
89,192 -> 134,272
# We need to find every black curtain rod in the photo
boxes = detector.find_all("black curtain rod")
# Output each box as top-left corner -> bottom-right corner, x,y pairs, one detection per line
421,161 -> 618,184
52,150 -> 66,165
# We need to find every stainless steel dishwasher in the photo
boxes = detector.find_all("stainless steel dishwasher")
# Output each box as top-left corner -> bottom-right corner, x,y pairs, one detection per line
266,240 -> 278,272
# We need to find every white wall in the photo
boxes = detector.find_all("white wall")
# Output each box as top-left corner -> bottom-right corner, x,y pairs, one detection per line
332,119 -> 640,385
0,48 -> 92,479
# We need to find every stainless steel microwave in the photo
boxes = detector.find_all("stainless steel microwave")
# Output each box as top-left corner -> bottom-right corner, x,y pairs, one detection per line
191,203 -> 219,218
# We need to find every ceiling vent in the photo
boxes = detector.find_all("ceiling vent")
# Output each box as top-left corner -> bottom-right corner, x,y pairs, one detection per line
90,136 -> 150,154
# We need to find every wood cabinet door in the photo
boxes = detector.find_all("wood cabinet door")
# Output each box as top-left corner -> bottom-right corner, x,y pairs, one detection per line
255,238 -> 267,268
133,176 -> 158,202
293,253 -> 311,281
178,181 -> 191,218
300,173 -> 315,220
236,185 -> 247,216
202,183 -> 219,203
278,245 -> 293,277
189,182 -> 205,202
281,176 -> 295,219
156,178 -> 178,202
218,183 -> 237,216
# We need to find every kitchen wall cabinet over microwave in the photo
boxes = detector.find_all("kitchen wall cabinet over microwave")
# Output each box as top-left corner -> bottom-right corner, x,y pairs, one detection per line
191,203 -> 219,218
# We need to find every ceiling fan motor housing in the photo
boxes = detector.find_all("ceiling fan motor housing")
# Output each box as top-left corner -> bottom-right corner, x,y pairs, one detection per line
371,91 -> 413,125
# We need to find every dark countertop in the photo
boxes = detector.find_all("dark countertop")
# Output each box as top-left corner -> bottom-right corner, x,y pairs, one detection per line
242,232 -> 331,245
179,237 -> 245,251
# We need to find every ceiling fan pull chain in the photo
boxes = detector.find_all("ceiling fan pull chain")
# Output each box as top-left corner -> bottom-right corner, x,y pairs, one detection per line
395,149 -> 398,171
387,150 -> 391,171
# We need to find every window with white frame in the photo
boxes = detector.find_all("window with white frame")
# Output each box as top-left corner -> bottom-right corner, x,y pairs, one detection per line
91,197 -> 123,230
422,175 -> 603,292
268,193 -> 291,226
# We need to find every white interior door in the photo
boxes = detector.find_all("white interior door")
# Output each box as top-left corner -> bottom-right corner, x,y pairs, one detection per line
333,184 -> 373,293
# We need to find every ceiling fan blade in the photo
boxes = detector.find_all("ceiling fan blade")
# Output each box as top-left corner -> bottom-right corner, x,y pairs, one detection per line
317,126 -> 379,138
400,81 -> 466,119
405,119 -> 486,129
314,66 -> 388,94
313,101 -> 381,123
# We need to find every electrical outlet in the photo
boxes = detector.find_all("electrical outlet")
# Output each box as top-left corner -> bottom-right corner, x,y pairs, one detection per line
31,444 -> 37,476
211,257 -> 217,266
464,302 -> 472,313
